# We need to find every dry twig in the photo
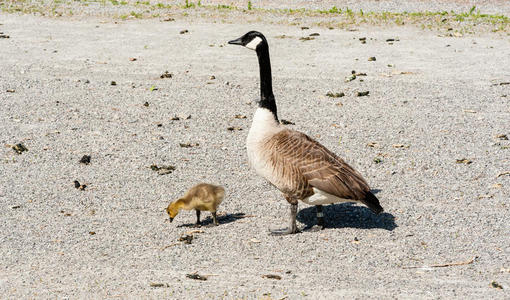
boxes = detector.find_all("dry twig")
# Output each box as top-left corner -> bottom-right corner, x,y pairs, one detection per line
402,256 -> 477,269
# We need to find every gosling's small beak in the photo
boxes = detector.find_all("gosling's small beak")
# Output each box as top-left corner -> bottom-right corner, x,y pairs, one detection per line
169,217 -> 174,223
228,37 -> 243,45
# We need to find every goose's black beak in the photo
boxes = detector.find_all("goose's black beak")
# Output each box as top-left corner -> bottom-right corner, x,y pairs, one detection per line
169,217 -> 173,223
228,37 -> 243,45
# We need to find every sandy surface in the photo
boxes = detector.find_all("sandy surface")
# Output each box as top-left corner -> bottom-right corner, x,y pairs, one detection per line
0,6 -> 509,299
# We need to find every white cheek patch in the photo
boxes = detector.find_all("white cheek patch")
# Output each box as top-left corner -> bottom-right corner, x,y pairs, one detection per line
245,36 -> 263,50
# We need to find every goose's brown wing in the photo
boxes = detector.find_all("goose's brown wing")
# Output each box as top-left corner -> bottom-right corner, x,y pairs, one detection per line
268,129 -> 370,200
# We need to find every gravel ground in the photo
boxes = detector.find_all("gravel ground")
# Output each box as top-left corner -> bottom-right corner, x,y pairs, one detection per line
170,0 -> 510,15
0,8 -> 509,299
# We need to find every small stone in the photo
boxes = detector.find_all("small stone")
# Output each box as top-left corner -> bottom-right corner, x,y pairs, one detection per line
262,274 -> 282,280
0,34 -> 9,38
209,75 -> 216,80
12,143 -> 28,154
368,57 -> 376,61
150,282 -> 169,287
178,234 -> 193,244
392,144 -> 409,149
456,158 -> 472,164
180,29 -> 189,34
110,81 -> 117,86
301,26 -> 309,30
150,164 -> 176,175
299,36 -> 314,41
490,281 -> 503,289
74,180 -> 87,190
160,71 -> 173,78
496,134 -> 508,140
357,91 -> 370,97
171,115 -> 191,121
179,142 -> 199,148
309,33 -> 320,37
162,17 -> 175,22
326,91 -> 345,98
79,155 -> 91,165
186,273 -> 207,281
6,89 -> 15,93
143,102 -> 149,107
344,74 -> 356,82
129,57 -> 137,61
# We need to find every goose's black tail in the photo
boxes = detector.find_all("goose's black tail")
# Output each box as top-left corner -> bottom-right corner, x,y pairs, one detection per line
361,191 -> 384,214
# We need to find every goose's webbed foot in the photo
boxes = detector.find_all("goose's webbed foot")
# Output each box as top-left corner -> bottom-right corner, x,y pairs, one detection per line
303,205 -> 326,232
269,202 -> 299,235
304,225 -> 323,232
269,226 -> 300,235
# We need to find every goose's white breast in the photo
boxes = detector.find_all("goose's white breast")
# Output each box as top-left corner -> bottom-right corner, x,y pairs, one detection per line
246,108 -> 282,185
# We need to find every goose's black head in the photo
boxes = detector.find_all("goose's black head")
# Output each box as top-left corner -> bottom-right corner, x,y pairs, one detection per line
228,31 -> 278,121
228,31 -> 267,51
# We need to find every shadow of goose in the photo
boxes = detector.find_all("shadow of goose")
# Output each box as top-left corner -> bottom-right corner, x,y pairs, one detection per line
297,203 -> 397,231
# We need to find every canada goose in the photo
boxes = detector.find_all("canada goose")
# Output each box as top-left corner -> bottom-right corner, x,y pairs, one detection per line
228,31 -> 383,235
166,183 -> 225,226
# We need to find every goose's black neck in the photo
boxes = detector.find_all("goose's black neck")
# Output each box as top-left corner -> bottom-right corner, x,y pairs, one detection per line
256,43 -> 278,121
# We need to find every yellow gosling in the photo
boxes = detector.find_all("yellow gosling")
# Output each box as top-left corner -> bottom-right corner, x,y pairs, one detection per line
166,183 -> 225,226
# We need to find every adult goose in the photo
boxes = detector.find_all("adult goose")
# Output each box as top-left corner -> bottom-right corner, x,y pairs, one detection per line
228,31 -> 383,235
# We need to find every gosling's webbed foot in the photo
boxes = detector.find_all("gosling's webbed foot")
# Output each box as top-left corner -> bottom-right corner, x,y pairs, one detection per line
192,223 -> 202,228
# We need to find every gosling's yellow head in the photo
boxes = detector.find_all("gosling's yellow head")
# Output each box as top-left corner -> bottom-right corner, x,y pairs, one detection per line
166,201 -> 180,222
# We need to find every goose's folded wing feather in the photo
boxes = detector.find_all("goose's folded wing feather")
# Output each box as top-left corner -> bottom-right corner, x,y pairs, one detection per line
270,129 -> 370,200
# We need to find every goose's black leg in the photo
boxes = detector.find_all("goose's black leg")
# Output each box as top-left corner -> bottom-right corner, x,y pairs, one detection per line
316,205 -> 325,229
194,209 -> 201,227
270,200 -> 299,235
304,205 -> 325,232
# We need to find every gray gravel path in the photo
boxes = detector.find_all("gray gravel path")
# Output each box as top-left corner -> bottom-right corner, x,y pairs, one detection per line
0,12 -> 509,299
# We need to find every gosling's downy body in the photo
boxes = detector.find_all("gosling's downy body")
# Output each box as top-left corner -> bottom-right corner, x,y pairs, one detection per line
166,183 -> 225,226
228,31 -> 383,235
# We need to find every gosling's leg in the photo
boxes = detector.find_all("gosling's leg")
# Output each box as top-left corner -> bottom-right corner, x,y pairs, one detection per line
211,211 -> 219,226
270,203 -> 299,235
194,209 -> 201,227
